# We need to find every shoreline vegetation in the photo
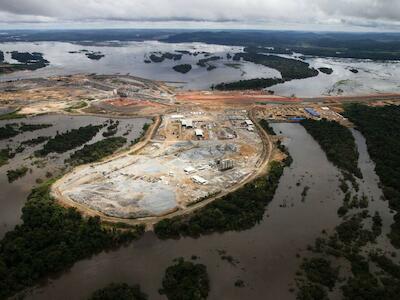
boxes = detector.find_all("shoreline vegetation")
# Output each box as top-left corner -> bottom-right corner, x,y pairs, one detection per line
0,51 -> 49,75
0,179 -> 145,299
154,160 -> 288,238
172,64 -> 192,74
6,166 -> 29,183
154,120 -> 291,239
0,120 -> 154,299
88,283 -> 148,300
295,104 -> 400,300
300,119 -> 362,179
213,78 -> 284,91
344,104 -> 400,248
66,136 -> 127,166
34,124 -> 103,156
211,48 -> 318,90
0,123 -> 52,141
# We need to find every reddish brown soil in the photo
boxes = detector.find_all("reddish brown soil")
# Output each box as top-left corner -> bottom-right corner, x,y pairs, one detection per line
104,98 -> 161,107
176,91 -> 300,105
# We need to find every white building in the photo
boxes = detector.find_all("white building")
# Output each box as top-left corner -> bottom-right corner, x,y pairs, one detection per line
195,129 -> 204,137
191,175 -> 208,185
245,119 -> 254,126
184,166 -> 196,174
181,119 -> 193,128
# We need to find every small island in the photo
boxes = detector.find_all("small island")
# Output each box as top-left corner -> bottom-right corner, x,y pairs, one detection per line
0,51 -> 49,74
159,259 -> 210,300
148,52 -> 183,63
173,64 -> 192,74
318,67 -> 333,75
69,50 -> 106,60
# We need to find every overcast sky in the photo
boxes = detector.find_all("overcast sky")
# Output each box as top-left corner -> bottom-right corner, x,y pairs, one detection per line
1,0 -> 400,31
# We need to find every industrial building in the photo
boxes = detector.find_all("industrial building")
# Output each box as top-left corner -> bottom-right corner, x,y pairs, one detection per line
218,159 -> 234,171
304,107 -> 320,117
181,119 -> 193,128
191,175 -> 208,185
195,129 -> 204,138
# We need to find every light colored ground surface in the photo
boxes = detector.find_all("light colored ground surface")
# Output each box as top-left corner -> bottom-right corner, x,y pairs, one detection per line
54,108 -> 263,219
0,74 -> 174,115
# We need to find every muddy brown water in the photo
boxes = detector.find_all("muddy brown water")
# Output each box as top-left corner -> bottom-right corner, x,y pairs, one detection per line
0,120 -> 394,299
0,114 -> 150,238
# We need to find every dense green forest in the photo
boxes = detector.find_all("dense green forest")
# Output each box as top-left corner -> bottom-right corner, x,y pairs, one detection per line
213,50 -> 318,90
213,78 -> 283,90
19,123 -> 52,132
88,283 -> 147,300
0,51 -> 49,74
233,52 -> 318,81
0,180 -> 144,299
0,123 -> 52,140
344,104 -> 400,247
66,137 -> 126,165
10,51 -> 48,64
173,64 -> 192,74
164,31 -> 400,61
20,136 -> 50,146
159,259 -> 209,300
300,119 -> 362,178
35,124 -> 103,156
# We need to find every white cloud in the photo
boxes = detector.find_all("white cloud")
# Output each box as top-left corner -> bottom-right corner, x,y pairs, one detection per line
0,0 -> 399,30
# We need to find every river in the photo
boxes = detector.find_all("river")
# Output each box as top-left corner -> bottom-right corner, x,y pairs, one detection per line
13,122 -> 388,299
0,120 -> 393,299
1,41 -> 399,96
0,114 -> 150,238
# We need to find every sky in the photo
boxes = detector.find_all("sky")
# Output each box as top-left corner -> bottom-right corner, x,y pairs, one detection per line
0,0 -> 400,32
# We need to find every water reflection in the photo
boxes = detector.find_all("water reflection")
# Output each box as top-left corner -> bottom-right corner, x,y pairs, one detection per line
1,41 -> 399,95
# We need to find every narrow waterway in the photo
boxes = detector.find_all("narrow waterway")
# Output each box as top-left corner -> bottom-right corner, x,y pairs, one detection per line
0,121 -> 391,299
0,115 -> 149,238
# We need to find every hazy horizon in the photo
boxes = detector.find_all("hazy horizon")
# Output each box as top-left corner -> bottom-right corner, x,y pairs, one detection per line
1,0 -> 400,32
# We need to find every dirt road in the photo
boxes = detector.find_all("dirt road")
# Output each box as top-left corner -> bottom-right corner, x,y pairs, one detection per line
51,108 -> 274,230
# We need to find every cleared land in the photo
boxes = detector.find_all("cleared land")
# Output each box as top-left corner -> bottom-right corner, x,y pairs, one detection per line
53,108 -> 264,220
2,74 -> 399,227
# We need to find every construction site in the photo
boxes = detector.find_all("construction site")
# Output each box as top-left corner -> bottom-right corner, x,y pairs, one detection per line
52,108 -> 264,219
0,74 -> 174,115
2,74 -> 399,223
254,103 -> 349,124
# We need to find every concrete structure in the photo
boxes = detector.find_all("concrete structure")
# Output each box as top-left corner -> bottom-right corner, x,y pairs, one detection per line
184,166 -> 196,174
305,107 -> 320,117
191,175 -> 208,185
181,119 -> 193,128
195,129 -> 204,137
218,159 -> 234,171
